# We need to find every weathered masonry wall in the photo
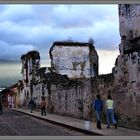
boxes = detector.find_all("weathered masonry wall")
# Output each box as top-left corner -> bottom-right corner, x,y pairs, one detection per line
112,4 -> 140,129
42,71 -> 92,119
51,46 -> 90,78
20,51 -> 40,107
49,42 -> 98,79
49,79 -> 92,119
119,4 -> 140,54
91,74 -> 114,100
113,52 -> 140,129
47,73 -> 113,121
32,83 -> 49,109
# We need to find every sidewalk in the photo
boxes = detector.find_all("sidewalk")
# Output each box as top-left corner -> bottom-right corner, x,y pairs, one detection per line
9,108 -> 140,136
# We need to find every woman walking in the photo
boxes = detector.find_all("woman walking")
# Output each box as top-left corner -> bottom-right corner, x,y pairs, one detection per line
40,97 -> 47,116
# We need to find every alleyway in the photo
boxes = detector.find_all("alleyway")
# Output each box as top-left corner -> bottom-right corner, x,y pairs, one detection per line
0,109 -> 88,136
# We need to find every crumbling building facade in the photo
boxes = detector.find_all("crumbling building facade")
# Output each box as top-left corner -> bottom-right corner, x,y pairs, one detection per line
49,41 -> 98,79
20,51 -> 40,107
112,4 -> 140,128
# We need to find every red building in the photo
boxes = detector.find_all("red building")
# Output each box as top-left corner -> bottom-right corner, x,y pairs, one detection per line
1,83 -> 18,108
1,88 -> 10,107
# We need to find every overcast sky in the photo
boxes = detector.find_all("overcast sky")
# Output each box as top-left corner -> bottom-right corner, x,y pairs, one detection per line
0,4 -> 120,87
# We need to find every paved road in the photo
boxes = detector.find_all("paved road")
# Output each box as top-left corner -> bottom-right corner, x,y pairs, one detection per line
0,109 -> 88,136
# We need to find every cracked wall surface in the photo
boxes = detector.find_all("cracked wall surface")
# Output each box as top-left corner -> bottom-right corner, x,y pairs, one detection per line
119,4 -> 140,54
112,4 -> 140,129
20,51 -> 40,107
49,41 -> 98,79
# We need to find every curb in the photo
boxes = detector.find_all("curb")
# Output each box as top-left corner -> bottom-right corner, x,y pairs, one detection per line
9,108 -> 102,136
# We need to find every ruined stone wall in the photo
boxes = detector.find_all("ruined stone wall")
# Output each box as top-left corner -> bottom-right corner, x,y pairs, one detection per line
119,4 -> 140,54
51,45 -> 91,78
47,69 -> 140,129
50,42 -> 98,78
119,5 -> 140,40
113,52 -> 140,128
32,83 -> 49,109
21,51 -> 40,99
91,74 -> 114,100
112,4 -> 140,129
32,83 -> 43,105
48,74 -> 114,121
47,77 -> 92,120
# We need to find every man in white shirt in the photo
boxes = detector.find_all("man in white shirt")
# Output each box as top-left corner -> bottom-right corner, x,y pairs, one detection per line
106,95 -> 117,129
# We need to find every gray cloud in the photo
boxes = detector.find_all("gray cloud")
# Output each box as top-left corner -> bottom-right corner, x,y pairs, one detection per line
0,40 -> 35,62
32,5 -> 118,29
0,4 -> 120,62
0,62 -> 21,87
0,5 -> 38,24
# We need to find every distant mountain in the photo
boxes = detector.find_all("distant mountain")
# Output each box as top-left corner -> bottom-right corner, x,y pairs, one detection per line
0,76 -> 21,87
0,60 -> 22,87
0,59 -> 20,64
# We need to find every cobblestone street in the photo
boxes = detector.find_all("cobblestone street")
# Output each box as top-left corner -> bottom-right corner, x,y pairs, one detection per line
0,109 -> 88,136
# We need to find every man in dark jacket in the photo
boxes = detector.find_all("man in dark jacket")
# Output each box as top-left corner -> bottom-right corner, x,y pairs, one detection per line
29,98 -> 35,113
92,94 -> 103,129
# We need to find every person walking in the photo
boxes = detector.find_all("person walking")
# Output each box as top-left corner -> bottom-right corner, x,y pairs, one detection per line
92,94 -> 103,129
40,97 -> 47,116
105,95 -> 117,129
29,98 -> 35,113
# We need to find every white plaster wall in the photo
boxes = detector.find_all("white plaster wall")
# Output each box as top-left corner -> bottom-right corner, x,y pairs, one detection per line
49,79 -> 92,119
52,45 -> 91,78
24,68 -> 26,80
19,78 -> 29,106
19,89 -> 25,105
33,84 -> 42,104
33,84 -> 49,105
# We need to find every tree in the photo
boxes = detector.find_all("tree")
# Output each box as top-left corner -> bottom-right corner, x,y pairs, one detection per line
88,37 -> 95,46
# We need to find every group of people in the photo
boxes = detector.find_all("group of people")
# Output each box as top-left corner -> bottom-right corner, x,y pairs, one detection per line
29,94 -> 117,129
92,94 -> 117,129
29,97 -> 47,116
